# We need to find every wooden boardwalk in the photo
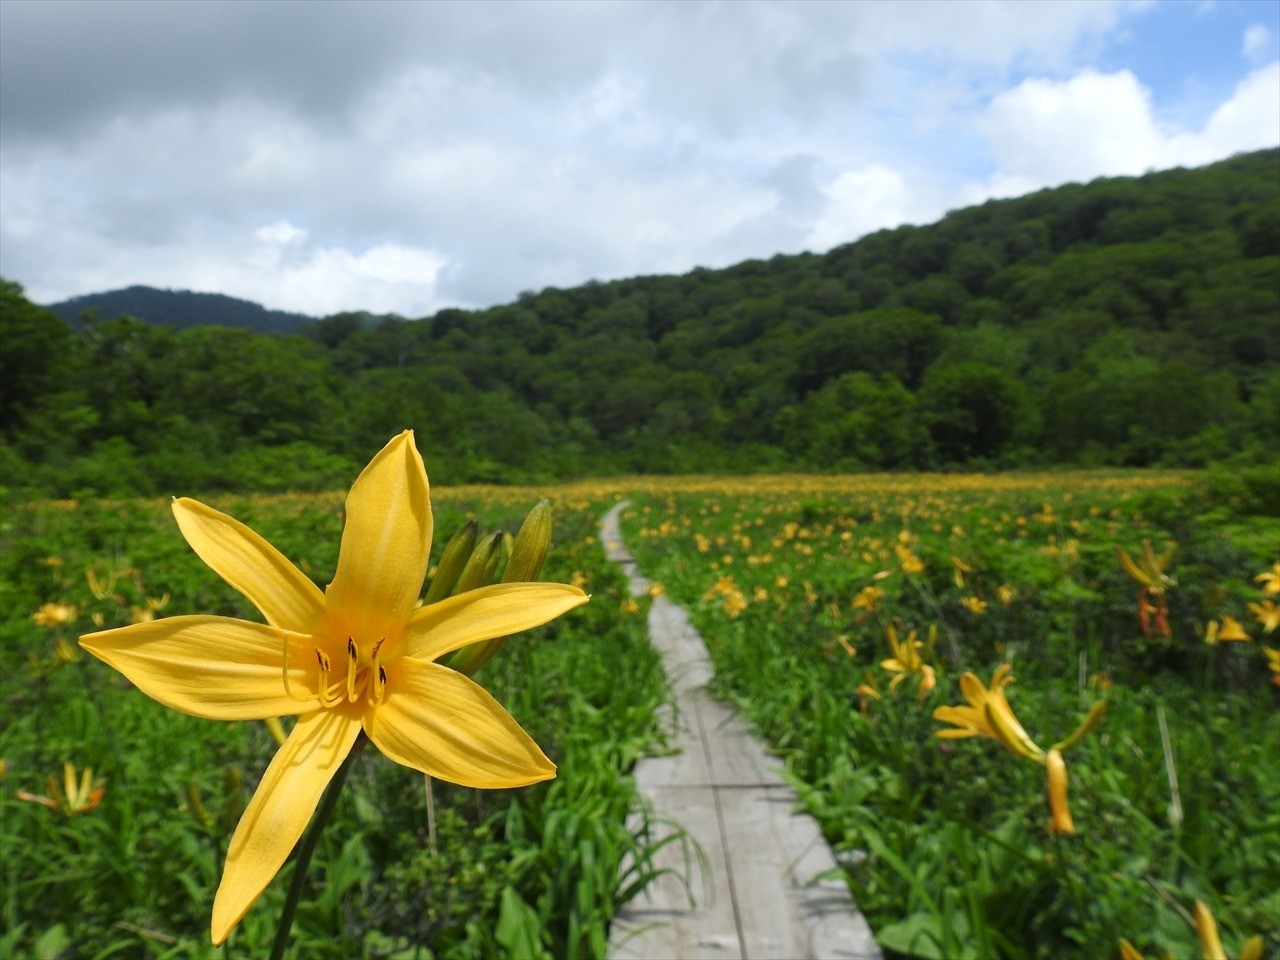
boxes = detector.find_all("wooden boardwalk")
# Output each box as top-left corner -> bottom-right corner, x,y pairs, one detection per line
603,502 -> 880,960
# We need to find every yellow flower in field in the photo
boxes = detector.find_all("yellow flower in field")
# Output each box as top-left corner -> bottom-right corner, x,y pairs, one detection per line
933,664 -> 1044,762
620,597 -> 640,616
851,585 -> 885,613
79,432 -> 588,946
128,594 -> 170,624
17,762 -> 104,815
934,664 -> 1106,836
856,672 -> 881,715
961,596 -> 988,616
1204,616 -> 1251,645
86,566 -> 130,600
1255,562 -> 1280,596
1247,600 -> 1279,634
880,624 -> 936,701
951,555 -> 972,588
896,544 -> 924,574
31,601 -> 76,627
997,584 -> 1017,606
1121,901 -> 1263,960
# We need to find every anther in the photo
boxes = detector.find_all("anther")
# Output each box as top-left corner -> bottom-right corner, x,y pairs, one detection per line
346,637 -> 360,703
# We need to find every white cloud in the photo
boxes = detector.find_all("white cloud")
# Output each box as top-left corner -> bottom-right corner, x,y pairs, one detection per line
964,62 -> 1280,203
806,165 -> 933,251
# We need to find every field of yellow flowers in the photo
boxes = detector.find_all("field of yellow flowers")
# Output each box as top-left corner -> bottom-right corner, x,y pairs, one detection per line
2,466 -> 1277,959
619,469 -> 1278,959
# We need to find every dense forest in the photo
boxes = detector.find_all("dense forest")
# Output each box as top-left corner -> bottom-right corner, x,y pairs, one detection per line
2,148 -> 1277,497
47,286 -> 314,334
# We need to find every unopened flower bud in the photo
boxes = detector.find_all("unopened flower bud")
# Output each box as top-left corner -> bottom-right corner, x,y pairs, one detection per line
424,521 -> 479,604
502,500 -> 552,584
1046,748 -> 1074,836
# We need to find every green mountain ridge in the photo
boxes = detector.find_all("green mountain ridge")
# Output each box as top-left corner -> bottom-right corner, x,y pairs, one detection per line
46,285 -> 315,334
3,147 -> 1278,496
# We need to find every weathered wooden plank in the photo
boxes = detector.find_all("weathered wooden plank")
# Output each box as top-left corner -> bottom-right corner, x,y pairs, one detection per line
610,783 -> 743,960
603,502 -> 881,960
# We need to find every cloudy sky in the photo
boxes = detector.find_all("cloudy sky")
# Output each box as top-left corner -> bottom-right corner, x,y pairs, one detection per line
2,0 -> 1277,318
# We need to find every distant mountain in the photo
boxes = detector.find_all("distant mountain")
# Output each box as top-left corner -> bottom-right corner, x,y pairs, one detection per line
46,285 -> 314,334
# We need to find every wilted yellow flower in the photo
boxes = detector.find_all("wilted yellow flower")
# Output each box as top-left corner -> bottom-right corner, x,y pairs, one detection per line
961,596 -> 988,616
17,762 -> 104,815
951,555 -> 972,588
31,602 -> 76,627
1117,541 -> 1175,638
1247,600 -> 1279,634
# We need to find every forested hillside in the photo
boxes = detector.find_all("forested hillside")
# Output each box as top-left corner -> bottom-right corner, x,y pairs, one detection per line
3,148 -> 1277,496
47,286 -> 313,334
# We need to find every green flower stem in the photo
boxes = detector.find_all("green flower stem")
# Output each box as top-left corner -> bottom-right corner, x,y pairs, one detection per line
268,742 -> 361,960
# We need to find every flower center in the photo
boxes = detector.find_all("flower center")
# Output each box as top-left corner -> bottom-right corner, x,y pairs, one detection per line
283,633 -> 388,708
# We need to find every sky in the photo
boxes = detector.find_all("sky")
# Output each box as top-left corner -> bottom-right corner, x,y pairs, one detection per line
1,0 -> 1277,318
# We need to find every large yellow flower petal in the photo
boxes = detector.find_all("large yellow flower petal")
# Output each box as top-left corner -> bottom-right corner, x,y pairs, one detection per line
403,582 -> 589,661
79,616 -> 304,720
364,657 -> 554,787
326,431 -> 433,630
212,709 -> 362,946
172,498 -> 325,632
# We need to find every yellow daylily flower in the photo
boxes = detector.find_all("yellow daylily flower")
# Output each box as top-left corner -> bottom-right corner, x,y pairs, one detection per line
1247,600 -> 1279,634
935,667 -> 1106,835
1204,616 -> 1251,645
933,664 -> 1044,762
1120,901 -> 1263,960
31,601 -> 76,627
879,624 -> 936,701
1254,562 -> 1280,596
79,432 -> 588,946
851,585 -> 885,613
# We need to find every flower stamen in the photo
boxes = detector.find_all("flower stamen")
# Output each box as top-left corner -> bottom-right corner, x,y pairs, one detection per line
346,638 -> 361,702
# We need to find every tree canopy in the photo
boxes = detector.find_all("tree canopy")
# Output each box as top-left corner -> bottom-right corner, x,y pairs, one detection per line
3,148 -> 1277,496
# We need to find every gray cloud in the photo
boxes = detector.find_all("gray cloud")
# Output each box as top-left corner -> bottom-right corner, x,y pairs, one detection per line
2,0 -> 1275,316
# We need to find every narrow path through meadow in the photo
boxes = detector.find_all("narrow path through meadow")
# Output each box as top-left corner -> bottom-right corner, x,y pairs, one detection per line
602,501 -> 880,960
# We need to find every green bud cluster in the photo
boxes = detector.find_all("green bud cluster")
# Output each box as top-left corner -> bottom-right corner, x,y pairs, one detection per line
426,500 -> 554,677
